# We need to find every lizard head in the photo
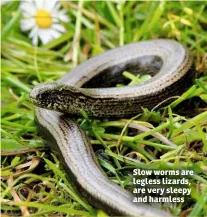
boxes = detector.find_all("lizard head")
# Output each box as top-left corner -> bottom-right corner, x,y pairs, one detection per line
30,82 -> 89,114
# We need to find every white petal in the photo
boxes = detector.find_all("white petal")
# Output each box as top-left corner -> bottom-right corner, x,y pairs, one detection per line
38,28 -> 52,44
58,10 -> 69,22
20,1 -> 36,16
20,18 -> 36,31
50,29 -> 61,39
54,1 -> 61,10
44,0 -> 58,11
21,11 -> 31,17
52,24 -> 65,32
27,26 -> 38,45
51,9 -> 69,24
34,0 -> 44,10
51,11 -> 58,23
32,35 -> 38,46
29,26 -> 38,38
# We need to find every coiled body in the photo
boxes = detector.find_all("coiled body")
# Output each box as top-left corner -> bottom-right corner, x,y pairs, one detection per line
31,40 -> 193,216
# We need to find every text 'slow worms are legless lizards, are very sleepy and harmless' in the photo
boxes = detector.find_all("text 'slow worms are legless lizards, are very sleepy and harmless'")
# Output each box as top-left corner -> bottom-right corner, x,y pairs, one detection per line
30,39 -> 193,216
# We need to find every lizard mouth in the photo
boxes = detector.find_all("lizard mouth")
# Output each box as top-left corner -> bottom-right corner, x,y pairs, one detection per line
29,86 -> 48,108
29,95 -> 42,107
29,82 -> 57,107
29,88 -> 39,105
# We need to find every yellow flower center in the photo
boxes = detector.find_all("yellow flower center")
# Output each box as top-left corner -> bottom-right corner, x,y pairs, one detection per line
35,9 -> 52,28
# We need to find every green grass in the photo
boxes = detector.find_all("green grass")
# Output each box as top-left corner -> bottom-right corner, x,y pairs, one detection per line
1,1 -> 207,217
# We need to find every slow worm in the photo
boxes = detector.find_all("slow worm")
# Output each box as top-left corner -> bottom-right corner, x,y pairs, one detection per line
30,39 -> 193,216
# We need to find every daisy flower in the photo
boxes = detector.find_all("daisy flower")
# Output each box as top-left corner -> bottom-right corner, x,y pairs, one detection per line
20,0 -> 69,45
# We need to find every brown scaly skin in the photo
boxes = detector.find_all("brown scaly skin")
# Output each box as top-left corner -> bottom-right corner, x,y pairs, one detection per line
30,40 -> 193,216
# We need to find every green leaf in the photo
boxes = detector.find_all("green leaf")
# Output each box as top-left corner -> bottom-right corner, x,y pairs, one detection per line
2,10 -> 21,40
